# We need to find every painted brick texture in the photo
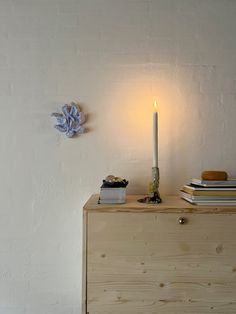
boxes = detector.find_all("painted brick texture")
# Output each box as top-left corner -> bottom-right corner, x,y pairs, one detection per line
0,0 -> 236,313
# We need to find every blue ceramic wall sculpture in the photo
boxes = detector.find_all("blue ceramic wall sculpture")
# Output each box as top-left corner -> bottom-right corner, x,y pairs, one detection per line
52,102 -> 85,138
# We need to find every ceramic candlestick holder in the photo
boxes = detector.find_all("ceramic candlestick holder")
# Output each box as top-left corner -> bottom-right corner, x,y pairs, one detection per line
138,167 -> 162,204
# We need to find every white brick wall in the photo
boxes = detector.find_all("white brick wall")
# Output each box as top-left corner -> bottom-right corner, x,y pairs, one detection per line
1,0 -> 236,313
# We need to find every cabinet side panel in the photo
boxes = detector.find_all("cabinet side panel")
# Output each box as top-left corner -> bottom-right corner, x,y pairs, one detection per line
87,212 -> 236,314
82,210 -> 87,314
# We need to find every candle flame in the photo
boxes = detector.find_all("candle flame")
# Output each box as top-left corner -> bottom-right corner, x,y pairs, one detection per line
153,100 -> 158,112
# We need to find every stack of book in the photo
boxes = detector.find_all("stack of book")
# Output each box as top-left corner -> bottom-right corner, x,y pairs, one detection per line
99,175 -> 129,204
180,178 -> 236,205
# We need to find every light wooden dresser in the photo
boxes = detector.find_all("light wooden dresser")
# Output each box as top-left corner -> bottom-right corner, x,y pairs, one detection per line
83,195 -> 236,314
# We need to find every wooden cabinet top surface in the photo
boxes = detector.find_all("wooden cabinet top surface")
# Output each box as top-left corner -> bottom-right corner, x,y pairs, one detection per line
83,194 -> 236,214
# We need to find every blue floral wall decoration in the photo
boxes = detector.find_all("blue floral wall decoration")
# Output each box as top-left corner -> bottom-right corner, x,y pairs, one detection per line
51,102 -> 85,138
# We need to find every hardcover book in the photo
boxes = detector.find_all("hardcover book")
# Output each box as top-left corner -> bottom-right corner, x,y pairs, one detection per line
182,184 -> 236,196
180,191 -> 236,201
191,178 -> 236,187
180,192 -> 236,205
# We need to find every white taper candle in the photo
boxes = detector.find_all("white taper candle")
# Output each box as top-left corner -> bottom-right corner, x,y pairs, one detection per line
153,100 -> 158,168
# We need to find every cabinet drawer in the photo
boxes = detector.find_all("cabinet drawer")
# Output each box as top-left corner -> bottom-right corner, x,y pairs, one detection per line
87,212 -> 236,314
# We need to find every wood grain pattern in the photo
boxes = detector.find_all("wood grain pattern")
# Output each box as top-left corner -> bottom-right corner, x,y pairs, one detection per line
83,195 -> 236,314
86,209 -> 236,314
83,194 -> 236,213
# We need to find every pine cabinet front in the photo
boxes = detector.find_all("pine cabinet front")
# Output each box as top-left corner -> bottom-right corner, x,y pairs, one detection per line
83,195 -> 236,314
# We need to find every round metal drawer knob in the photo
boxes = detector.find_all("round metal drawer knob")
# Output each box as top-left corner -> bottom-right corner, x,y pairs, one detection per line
178,217 -> 187,224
